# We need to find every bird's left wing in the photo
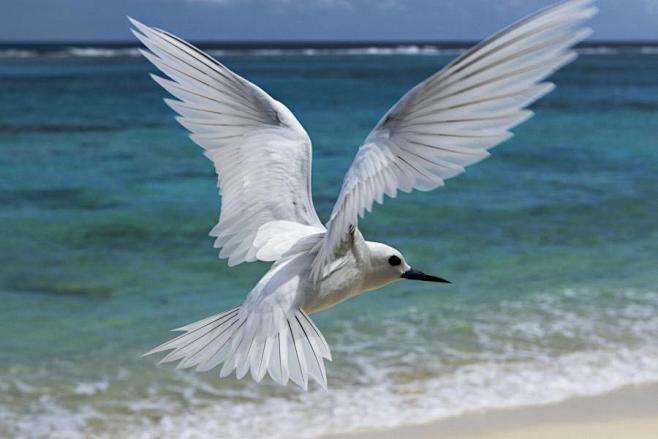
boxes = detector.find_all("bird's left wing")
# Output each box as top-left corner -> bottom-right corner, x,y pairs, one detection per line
130,19 -> 324,266
311,0 -> 597,280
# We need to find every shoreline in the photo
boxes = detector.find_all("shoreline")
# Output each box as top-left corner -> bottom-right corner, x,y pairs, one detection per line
321,382 -> 658,439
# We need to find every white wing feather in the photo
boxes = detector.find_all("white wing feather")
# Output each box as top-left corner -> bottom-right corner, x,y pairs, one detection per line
145,238 -> 332,390
312,0 -> 597,280
130,18 -> 324,266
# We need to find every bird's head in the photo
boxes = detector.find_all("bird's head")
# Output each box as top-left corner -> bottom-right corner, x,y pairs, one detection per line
363,242 -> 450,291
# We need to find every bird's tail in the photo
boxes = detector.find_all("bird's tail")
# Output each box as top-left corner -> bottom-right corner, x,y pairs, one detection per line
143,306 -> 331,390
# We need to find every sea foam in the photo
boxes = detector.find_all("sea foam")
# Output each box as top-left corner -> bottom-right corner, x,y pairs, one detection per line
1,45 -> 657,58
3,289 -> 658,439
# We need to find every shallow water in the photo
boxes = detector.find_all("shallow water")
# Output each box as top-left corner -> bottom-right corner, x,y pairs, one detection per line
1,51 -> 657,438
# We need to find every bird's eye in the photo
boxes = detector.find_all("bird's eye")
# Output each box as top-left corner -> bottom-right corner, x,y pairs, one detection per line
388,255 -> 401,266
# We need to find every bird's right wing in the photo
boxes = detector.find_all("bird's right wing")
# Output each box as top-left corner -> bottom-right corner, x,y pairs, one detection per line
311,0 -> 597,280
130,19 -> 324,266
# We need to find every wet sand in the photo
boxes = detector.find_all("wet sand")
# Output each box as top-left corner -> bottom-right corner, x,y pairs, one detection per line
323,383 -> 658,439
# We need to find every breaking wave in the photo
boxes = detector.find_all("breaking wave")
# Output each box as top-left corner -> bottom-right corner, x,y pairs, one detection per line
3,288 -> 658,439
2,44 -> 658,58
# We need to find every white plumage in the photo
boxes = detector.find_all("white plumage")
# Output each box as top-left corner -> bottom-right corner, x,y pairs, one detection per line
134,0 -> 597,390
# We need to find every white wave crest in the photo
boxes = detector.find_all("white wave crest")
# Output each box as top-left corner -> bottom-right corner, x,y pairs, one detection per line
2,289 -> 658,438
0,49 -> 38,58
3,347 -> 658,439
64,48 -> 142,57
1,45 -> 656,59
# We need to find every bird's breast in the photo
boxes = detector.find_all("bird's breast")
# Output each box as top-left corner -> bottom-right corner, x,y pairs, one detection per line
302,264 -> 364,313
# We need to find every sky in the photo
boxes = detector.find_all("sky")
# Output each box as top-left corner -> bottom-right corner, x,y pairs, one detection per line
1,0 -> 657,42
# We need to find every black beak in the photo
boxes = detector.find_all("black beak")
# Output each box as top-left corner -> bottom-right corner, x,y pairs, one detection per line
401,268 -> 450,283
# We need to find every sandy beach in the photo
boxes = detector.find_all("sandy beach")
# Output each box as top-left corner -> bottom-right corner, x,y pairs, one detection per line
324,384 -> 658,439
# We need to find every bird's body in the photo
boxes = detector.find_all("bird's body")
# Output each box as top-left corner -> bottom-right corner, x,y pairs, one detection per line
267,231 -> 404,315
131,0 -> 597,390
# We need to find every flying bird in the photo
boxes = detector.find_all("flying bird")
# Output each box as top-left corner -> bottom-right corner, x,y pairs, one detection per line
131,0 -> 597,390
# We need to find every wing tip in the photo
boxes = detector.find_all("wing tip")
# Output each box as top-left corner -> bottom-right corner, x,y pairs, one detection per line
149,72 -> 172,88
142,345 -> 168,358
127,16 -> 151,36
584,6 -> 600,19
576,27 -> 595,42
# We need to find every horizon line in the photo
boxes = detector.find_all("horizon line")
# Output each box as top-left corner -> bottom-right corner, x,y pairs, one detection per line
1,39 -> 658,47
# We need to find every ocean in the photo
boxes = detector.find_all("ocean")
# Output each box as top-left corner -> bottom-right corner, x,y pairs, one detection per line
1,44 -> 657,438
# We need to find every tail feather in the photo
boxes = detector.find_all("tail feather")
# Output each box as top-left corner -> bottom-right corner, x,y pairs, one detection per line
142,307 -> 238,358
173,308 -> 237,332
144,307 -> 331,390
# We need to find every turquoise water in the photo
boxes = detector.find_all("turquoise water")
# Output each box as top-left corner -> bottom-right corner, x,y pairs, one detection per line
1,51 -> 657,438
